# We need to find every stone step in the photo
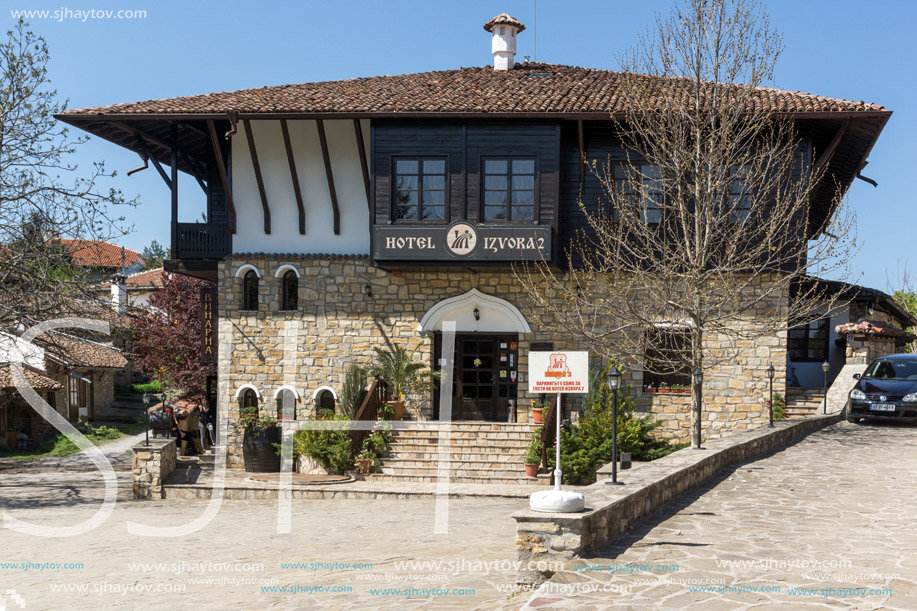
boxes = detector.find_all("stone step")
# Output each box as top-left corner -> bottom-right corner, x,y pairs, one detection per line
367,473 -> 545,485
380,458 -> 530,472
387,441 -> 531,452
391,431 -> 535,441
383,449 -> 525,462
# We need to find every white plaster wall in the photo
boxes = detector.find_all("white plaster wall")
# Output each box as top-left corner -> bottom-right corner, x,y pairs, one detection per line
231,119 -> 370,255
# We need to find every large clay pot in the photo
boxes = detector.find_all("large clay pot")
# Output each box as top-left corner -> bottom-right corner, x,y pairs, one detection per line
524,462 -> 539,478
242,426 -> 282,472
356,458 -> 373,474
532,408 -> 544,424
386,401 -> 405,421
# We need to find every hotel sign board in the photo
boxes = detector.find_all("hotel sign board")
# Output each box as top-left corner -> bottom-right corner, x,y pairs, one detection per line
373,222 -> 551,261
201,286 -> 217,363
528,351 -> 589,394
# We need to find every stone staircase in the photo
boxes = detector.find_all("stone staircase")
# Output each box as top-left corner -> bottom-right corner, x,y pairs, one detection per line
784,387 -> 827,418
370,422 -> 546,485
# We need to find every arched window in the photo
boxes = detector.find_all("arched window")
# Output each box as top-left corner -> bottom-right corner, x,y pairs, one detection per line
240,388 -> 258,418
242,270 -> 259,311
281,270 -> 298,311
316,389 -> 336,416
276,389 -> 297,420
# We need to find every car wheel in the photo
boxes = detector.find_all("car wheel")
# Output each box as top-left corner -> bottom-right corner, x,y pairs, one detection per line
846,414 -> 861,424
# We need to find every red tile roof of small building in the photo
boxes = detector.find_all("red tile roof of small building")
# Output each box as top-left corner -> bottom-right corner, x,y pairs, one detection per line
31,332 -> 128,369
484,13 -> 526,33
0,364 -> 63,391
99,268 -> 167,290
60,239 -> 143,269
59,63 -> 885,118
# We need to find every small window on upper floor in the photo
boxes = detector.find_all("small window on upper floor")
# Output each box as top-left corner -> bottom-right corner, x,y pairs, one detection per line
242,270 -> 259,311
613,163 -> 664,224
281,270 -> 298,311
726,165 -> 753,223
394,158 -> 447,222
482,157 -> 536,222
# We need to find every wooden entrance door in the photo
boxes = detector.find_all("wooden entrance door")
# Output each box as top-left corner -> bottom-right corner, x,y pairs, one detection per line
434,333 -> 518,421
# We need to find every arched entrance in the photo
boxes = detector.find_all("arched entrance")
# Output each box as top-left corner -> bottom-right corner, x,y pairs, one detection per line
419,289 -> 531,422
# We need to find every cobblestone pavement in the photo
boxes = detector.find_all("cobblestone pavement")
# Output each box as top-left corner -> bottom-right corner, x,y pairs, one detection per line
509,421 -> 917,610
0,430 -> 145,473
0,470 -> 524,610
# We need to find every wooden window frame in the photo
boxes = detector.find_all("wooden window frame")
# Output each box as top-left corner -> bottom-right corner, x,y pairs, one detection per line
241,270 -> 259,311
642,327 -> 692,390
612,162 -> 665,225
391,156 -> 449,224
240,388 -> 259,419
481,156 -> 539,224
788,317 -> 830,363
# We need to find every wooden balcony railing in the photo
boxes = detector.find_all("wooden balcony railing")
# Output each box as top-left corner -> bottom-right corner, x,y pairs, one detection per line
350,377 -> 387,456
173,223 -> 231,260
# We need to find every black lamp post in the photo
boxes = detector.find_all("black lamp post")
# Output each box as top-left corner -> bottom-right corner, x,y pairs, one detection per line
821,361 -> 830,414
142,393 -> 151,445
605,366 -> 624,485
693,368 -> 704,449
767,364 -> 775,428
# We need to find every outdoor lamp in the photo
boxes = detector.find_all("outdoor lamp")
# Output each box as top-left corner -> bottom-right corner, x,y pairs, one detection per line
142,393 -> 151,445
364,284 -> 372,299
473,307 -> 480,321
766,364 -> 776,428
693,368 -> 704,449
606,367 -> 622,391
604,366 -> 624,486
822,361 -> 830,414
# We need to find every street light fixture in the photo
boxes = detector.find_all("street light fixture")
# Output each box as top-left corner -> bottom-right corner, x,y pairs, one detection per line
142,393 -> 151,446
693,368 -> 704,449
605,366 -> 624,486
766,364 -> 775,428
821,361 -> 830,414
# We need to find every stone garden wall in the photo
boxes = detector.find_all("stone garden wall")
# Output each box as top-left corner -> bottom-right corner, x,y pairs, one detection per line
217,255 -> 788,467
132,437 -> 176,499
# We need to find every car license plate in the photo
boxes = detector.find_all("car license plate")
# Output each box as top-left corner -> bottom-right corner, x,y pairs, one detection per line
869,403 -> 896,412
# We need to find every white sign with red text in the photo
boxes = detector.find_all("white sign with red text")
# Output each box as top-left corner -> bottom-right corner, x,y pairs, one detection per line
528,351 -> 589,394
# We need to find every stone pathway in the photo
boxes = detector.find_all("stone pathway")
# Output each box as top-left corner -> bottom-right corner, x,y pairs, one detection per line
508,421 -> 917,610
0,431 -> 145,473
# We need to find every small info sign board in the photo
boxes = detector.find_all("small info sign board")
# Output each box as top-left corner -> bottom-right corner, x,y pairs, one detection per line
528,351 -> 589,394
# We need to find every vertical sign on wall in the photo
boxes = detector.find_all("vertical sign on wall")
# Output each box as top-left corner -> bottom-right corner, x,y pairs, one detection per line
201,286 -> 217,363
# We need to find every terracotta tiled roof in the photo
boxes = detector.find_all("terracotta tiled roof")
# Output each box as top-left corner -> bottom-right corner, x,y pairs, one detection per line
31,332 -> 127,369
0,364 -> 63,391
60,239 -> 143,269
484,13 -> 526,32
99,268 -> 167,290
60,63 -> 885,118
835,320 -> 916,340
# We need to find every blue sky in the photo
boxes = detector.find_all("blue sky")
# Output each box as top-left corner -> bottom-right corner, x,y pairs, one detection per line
8,0 -> 915,290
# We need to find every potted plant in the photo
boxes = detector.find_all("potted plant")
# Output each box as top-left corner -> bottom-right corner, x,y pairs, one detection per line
531,400 -> 549,424
370,344 -> 440,420
524,433 -> 542,477
657,382 -> 670,394
240,412 -> 281,472
768,392 -> 788,421
355,438 -> 378,474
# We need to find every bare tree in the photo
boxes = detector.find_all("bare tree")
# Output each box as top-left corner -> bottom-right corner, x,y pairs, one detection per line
517,0 -> 857,446
0,20 -> 135,328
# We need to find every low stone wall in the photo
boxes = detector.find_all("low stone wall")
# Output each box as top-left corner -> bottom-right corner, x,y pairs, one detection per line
512,412 -> 844,584
132,438 -> 177,499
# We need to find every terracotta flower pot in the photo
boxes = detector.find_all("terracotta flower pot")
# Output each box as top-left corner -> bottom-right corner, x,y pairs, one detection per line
356,458 -> 373,474
524,462 -> 539,478
386,401 -> 405,420
532,408 -> 544,424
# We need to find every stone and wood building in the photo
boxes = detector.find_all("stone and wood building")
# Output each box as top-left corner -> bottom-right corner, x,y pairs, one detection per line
56,14 -> 897,469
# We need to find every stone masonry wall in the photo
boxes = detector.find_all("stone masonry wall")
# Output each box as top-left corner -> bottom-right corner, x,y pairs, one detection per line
218,255 -> 787,466
132,438 -> 176,499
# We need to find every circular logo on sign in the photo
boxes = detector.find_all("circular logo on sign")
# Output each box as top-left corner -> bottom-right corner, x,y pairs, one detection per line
446,222 -> 477,256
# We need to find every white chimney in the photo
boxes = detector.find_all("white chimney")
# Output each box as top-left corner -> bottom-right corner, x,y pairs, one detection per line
484,13 -> 526,71
110,274 -> 128,312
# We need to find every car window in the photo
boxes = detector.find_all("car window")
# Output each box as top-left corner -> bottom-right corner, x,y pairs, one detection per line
863,359 -> 917,380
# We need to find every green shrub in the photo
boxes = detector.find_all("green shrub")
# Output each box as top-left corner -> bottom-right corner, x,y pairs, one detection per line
292,414 -> 353,474
770,392 -> 787,421
339,363 -> 368,418
547,361 -> 687,483
132,380 -> 163,394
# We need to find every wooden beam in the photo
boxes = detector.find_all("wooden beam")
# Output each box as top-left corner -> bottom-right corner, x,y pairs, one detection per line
353,119 -> 371,210
316,119 -> 341,235
280,119 -> 306,234
242,119 -> 271,234
182,144 -> 208,194
207,119 -> 236,231
170,124 -> 179,253
134,135 -> 171,189
813,119 -> 850,175
577,119 -> 585,185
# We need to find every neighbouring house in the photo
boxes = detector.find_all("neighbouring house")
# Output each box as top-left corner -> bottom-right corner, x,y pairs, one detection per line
0,364 -> 64,449
60,238 -> 144,281
97,267 -> 168,310
57,13 -> 891,467
0,329 -> 128,447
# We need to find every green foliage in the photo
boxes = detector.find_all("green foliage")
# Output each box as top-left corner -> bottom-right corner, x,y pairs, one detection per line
292,414 -> 353,473
892,290 -> 917,353
132,380 -> 163,394
142,240 -> 169,270
239,413 -> 276,432
369,344 -> 441,401
524,433 -> 542,464
339,363 -> 368,418
547,361 -> 687,483
0,419 -> 132,459
770,392 -> 787,421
